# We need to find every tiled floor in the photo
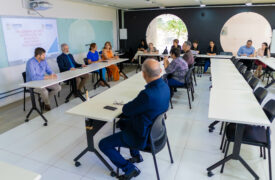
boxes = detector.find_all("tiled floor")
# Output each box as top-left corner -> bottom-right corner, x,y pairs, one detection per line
0,68 -> 275,180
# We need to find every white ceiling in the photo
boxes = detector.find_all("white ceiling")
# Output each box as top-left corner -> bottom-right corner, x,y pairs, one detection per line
68,0 -> 275,9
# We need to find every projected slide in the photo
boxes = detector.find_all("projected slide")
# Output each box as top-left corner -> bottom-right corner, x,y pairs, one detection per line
1,17 -> 59,66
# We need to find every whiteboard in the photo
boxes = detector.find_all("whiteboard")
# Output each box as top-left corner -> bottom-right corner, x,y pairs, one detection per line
270,29 -> 275,54
1,17 -> 59,66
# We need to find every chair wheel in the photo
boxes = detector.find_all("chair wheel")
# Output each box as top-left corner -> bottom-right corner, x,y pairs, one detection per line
207,171 -> 214,177
75,161 -> 81,167
43,123 -> 48,126
110,171 -> 116,177
25,119 -> 29,122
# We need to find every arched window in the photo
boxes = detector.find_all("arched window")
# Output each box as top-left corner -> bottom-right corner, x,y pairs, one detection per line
220,12 -> 272,55
146,14 -> 188,53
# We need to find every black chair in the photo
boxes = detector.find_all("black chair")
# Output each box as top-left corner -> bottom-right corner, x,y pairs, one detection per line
238,65 -> 247,75
221,99 -> 275,180
189,64 -> 197,86
248,77 -> 260,90
194,56 -> 205,77
22,72 -> 58,111
170,67 -> 194,109
244,71 -> 253,82
138,113 -> 174,180
220,52 -> 233,56
254,87 -> 268,104
83,58 -> 100,83
22,72 -> 43,111
236,62 -> 243,69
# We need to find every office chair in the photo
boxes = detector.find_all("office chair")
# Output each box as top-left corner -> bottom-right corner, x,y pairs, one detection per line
243,71 -> 253,82
238,65 -> 247,75
254,87 -> 268,104
248,77 -> 260,90
22,72 -> 42,111
236,62 -> 243,69
133,113 -> 174,180
83,58 -> 100,83
221,99 -> 275,180
170,67 -> 195,109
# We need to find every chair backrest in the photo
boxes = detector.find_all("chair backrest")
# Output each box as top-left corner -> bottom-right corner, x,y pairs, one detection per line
248,77 -> 260,90
239,65 -> 247,75
220,52 -> 233,56
185,67 -> 194,86
263,99 -> 275,123
22,72 -> 27,83
254,87 -> 268,104
149,113 -> 167,154
83,58 -> 88,65
244,71 -> 253,81
236,62 -> 243,69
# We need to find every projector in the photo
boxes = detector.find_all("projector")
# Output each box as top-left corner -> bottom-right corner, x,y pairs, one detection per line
29,0 -> 52,11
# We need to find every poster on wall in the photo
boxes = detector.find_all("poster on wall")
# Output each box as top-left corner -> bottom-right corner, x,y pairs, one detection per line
1,17 -> 59,66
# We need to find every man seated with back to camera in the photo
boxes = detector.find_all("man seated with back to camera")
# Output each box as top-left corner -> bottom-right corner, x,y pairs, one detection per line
99,59 -> 170,180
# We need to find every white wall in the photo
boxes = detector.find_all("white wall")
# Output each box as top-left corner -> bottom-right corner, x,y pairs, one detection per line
0,0 -> 118,107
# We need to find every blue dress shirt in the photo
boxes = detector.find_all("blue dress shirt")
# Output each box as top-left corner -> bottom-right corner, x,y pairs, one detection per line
26,57 -> 53,82
237,45 -> 255,56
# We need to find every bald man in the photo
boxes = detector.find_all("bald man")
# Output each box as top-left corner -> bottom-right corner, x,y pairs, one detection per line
99,59 -> 170,180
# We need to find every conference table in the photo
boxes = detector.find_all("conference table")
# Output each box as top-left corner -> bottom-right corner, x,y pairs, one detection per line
0,161 -> 41,180
20,58 -> 129,126
136,52 -> 168,72
207,58 -> 270,180
67,72 -> 146,177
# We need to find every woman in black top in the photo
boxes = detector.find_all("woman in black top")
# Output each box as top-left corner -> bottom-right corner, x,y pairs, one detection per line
138,39 -> 148,51
170,39 -> 181,53
191,40 -> 200,54
204,41 -> 218,73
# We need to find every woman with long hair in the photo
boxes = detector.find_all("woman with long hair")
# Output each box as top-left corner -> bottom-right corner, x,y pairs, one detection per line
255,42 -> 271,77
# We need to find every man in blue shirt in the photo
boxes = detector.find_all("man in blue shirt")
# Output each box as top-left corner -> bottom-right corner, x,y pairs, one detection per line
57,44 -> 89,92
99,59 -> 170,180
26,47 -> 61,111
237,40 -> 255,57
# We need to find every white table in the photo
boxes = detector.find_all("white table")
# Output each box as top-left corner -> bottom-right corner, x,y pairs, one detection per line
136,52 -> 167,72
20,58 -> 129,126
207,89 -> 270,179
66,72 -> 145,177
195,54 -> 233,59
0,161 -> 41,180
208,58 -> 270,179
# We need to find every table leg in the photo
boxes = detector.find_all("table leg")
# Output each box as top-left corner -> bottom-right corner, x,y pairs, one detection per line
136,56 -> 141,73
25,88 -> 48,126
94,69 -> 110,89
119,62 -> 128,79
207,124 -> 259,180
65,78 -> 86,103
73,118 -> 117,177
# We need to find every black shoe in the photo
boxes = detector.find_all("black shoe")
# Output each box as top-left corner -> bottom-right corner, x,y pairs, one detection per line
173,88 -> 177,92
128,155 -> 143,164
118,167 -> 141,180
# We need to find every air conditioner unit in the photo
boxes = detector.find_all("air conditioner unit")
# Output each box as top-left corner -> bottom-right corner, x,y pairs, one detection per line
29,0 -> 52,11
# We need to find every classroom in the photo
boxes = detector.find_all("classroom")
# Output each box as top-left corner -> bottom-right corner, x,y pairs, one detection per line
0,0 -> 275,180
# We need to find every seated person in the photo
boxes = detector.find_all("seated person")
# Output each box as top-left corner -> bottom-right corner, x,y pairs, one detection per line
57,44 -> 89,92
182,41 -> 194,67
237,40 -> 255,57
102,41 -> 126,81
255,42 -> 270,77
170,39 -> 181,53
87,43 -> 107,86
26,47 -> 61,111
132,39 -> 148,62
164,48 -> 189,96
204,40 -> 218,73
237,40 -> 255,71
144,43 -> 159,54
99,59 -> 170,180
191,40 -> 200,54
